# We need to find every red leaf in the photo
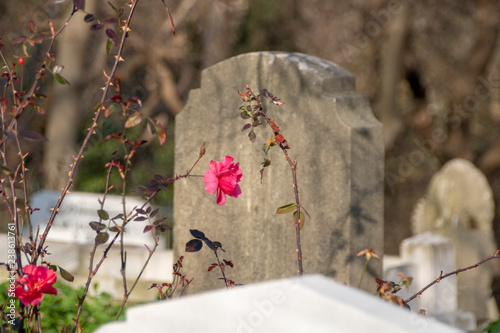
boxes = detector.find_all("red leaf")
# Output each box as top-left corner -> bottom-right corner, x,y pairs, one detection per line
111,94 -> 122,102
238,89 -> 251,102
275,134 -> 285,143
185,239 -> 202,252
33,33 -> 44,44
164,6 -> 176,37
18,130 -> 47,141
73,0 -> 85,11
155,121 -> 166,145
11,36 -> 26,44
127,96 -> 142,107
28,21 -> 37,34
105,28 -> 118,46
90,23 -> 103,31
143,225 -> 153,233
103,18 -> 118,24
269,121 -> 280,133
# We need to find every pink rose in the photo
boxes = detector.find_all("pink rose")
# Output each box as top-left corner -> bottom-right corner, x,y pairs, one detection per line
15,264 -> 57,306
204,156 -> 242,205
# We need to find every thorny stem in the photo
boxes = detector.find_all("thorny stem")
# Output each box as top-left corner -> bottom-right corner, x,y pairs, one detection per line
69,2 -> 142,331
71,165 -> 114,332
214,249 -> 229,288
1,8 -> 76,138
247,88 -> 304,275
74,150 -> 204,327
404,251 -> 500,305
115,236 -> 158,320
34,0 -> 139,265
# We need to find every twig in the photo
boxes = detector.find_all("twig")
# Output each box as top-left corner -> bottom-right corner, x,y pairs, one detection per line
246,87 -> 304,275
404,251 -> 500,305
34,0 -> 140,265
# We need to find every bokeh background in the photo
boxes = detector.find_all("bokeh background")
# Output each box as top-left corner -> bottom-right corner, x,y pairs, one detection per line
2,0 -> 500,302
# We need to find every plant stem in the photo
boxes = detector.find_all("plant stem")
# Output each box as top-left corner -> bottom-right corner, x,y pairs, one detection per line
34,0 -> 139,265
358,260 -> 368,289
213,249 -> 229,288
404,252 -> 500,305
247,87 -> 304,275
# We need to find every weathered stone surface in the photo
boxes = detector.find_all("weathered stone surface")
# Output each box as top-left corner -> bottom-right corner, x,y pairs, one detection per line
173,52 -> 384,293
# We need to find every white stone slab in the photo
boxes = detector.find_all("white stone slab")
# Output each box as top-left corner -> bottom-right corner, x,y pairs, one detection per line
0,233 -> 174,302
29,190 -> 161,248
401,232 -> 457,316
95,275 -> 465,333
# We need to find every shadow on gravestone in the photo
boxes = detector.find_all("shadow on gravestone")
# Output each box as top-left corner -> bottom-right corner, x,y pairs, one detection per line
173,52 -> 384,294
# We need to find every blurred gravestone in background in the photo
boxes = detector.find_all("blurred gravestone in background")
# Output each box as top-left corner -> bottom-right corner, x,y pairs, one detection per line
173,51 -> 384,294
412,158 -> 496,323
21,190 -> 173,302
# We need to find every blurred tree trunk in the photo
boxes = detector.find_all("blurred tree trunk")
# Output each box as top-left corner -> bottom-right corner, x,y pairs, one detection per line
43,2 -> 97,190
444,0 -> 499,160
199,0 -> 248,68
376,0 -> 410,150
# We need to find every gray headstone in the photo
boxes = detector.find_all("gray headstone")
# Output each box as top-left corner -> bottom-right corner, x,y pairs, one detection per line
94,275 -> 464,333
411,158 -> 496,323
174,52 -> 384,293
